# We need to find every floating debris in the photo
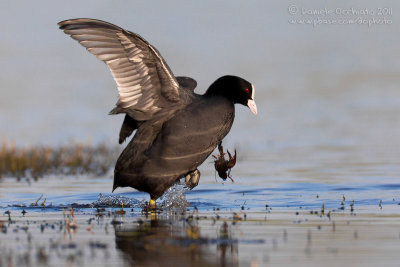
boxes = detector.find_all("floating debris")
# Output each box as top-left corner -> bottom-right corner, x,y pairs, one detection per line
233,213 -> 242,222
241,200 -> 247,210
31,194 -> 43,206
63,208 -> 78,232
113,201 -> 126,215
95,208 -> 106,217
41,197 -> 47,207
5,210 -> 11,222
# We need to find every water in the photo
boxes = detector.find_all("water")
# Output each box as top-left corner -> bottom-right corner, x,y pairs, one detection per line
1,162 -> 400,213
1,155 -> 400,267
2,104 -> 400,266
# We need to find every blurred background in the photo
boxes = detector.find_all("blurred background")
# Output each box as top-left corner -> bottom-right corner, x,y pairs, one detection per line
2,3 -> 400,265
1,0 -> 400,177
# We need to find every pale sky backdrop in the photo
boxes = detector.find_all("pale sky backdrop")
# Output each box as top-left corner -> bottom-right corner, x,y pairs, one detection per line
1,0 -> 400,156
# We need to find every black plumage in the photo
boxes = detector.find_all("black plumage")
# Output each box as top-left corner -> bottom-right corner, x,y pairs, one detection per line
58,19 -> 257,201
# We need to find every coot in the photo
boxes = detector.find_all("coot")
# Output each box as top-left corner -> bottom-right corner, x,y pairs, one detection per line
58,19 -> 257,206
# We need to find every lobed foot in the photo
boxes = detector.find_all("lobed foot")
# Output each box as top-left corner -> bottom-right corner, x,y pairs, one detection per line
149,199 -> 156,209
185,169 -> 201,189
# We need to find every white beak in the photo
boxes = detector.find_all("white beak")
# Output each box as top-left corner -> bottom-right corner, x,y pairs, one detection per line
247,99 -> 257,115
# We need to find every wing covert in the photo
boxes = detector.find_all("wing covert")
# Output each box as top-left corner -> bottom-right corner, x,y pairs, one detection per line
58,18 -> 180,121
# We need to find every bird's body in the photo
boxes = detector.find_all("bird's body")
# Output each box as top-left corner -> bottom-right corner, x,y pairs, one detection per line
115,94 -> 234,199
58,18 -> 257,202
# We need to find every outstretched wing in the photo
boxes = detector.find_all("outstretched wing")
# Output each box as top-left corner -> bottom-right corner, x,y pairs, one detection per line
58,18 -> 181,121
117,76 -> 198,144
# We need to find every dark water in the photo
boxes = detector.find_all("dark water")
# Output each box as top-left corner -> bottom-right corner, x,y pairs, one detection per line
2,163 -> 400,214
1,156 -> 400,267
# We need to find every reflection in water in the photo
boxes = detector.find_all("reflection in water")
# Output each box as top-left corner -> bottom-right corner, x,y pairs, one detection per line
114,213 -> 238,267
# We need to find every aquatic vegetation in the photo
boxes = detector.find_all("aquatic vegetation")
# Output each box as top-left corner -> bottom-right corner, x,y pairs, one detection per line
0,140 -> 120,179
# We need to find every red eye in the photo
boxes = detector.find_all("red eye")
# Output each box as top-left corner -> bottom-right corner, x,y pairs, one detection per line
245,88 -> 249,94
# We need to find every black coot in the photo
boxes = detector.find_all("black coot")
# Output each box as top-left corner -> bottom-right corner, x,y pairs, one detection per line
58,19 -> 257,205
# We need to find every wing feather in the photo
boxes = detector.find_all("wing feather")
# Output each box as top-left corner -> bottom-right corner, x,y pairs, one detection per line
58,18 -> 181,121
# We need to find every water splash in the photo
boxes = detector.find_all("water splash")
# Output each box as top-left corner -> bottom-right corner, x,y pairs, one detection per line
159,180 -> 190,210
91,193 -> 141,208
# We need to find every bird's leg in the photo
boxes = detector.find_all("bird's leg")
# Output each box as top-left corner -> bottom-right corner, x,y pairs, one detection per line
227,169 -> 235,183
149,198 -> 156,209
226,149 -> 237,169
185,169 -> 201,189
218,142 -> 224,158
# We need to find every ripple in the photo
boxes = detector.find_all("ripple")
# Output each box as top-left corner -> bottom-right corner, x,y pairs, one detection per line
92,193 -> 141,208
375,184 -> 400,190
159,182 -> 190,209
